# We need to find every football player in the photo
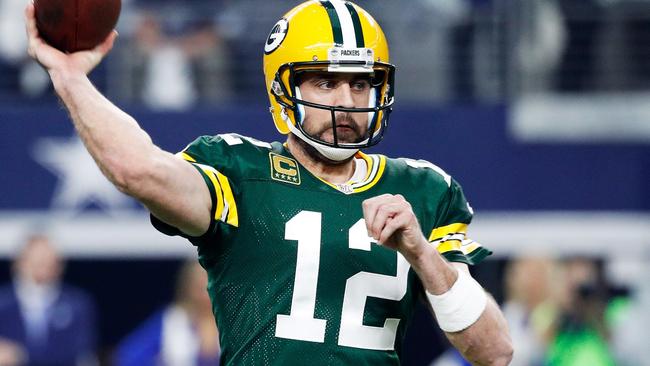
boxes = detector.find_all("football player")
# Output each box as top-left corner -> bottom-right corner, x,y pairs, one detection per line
25,0 -> 512,364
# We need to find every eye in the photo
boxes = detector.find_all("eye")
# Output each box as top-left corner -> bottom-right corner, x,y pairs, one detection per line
316,80 -> 337,90
351,79 -> 370,91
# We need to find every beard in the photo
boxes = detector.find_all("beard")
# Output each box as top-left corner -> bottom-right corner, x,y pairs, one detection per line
288,112 -> 369,165
289,133 -> 354,165
290,134 -> 353,165
303,113 -> 367,145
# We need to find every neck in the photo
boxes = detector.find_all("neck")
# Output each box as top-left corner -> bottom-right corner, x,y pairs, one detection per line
287,134 -> 356,184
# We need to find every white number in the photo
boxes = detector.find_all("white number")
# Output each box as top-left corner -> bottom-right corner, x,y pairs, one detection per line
275,212 -> 410,351
402,158 -> 451,187
338,220 -> 410,350
221,133 -> 272,148
275,211 -> 327,342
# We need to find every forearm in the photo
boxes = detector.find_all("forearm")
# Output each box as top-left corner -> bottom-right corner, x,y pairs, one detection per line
51,70 -> 156,194
407,246 -> 512,365
405,243 -> 458,295
445,296 -> 513,366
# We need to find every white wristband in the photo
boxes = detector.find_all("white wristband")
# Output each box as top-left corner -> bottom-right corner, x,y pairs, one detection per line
426,268 -> 487,332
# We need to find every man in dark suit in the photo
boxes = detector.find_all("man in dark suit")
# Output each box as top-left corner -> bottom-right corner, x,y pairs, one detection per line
0,235 -> 98,366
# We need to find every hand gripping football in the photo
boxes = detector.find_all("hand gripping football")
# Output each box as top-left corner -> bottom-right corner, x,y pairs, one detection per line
34,0 -> 121,53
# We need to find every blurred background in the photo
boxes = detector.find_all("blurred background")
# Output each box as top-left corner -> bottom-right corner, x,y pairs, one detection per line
1,0 -> 649,365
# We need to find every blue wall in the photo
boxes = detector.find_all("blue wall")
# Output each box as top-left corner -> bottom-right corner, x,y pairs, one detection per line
2,103 -> 648,211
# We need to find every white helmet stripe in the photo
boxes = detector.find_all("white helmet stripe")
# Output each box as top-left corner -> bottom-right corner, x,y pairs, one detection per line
331,0 -> 356,47
323,0 -> 357,47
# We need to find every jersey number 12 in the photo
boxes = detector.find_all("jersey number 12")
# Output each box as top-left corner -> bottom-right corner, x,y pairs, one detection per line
275,210 -> 410,351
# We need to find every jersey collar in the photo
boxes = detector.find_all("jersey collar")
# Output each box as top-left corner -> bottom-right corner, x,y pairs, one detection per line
281,143 -> 387,194
316,151 -> 386,195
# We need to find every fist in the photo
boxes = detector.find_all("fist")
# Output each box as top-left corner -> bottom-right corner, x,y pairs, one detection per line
361,194 -> 427,258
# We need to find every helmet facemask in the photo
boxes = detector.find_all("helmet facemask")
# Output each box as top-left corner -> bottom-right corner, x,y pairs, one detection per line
271,59 -> 395,160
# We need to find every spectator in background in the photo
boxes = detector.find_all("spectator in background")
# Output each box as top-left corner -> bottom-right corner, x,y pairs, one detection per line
513,0 -> 566,95
114,0 -> 232,110
0,0 -> 49,97
0,234 -> 98,366
114,261 -> 220,366
545,257 -> 616,366
214,0 -> 297,101
555,0 -> 605,91
501,257 -> 557,366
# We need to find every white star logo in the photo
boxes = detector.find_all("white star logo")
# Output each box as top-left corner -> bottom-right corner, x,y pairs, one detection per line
33,136 -> 136,214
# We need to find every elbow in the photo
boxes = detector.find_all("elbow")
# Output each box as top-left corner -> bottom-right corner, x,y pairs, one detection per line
107,156 -> 159,199
109,164 -> 147,198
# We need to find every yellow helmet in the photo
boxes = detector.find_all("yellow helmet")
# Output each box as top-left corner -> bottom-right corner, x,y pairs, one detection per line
263,0 -> 395,160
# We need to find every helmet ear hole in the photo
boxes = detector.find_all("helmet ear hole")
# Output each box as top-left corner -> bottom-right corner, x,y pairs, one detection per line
271,80 -> 285,97
294,87 -> 306,125
370,71 -> 385,87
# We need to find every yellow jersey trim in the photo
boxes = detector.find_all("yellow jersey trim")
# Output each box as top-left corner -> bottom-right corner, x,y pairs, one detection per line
216,172 -> 239,227
195,166 -> 224,222
186,157 -> 237,227
428,223 -> 468,242
356,152 -> 374,182
352,155 -> 386,193
308,153 -> 386,194
436,240 -> 462,254
177,149 -> 238,227
460,240 -> 480,255
180,152 -> 196,163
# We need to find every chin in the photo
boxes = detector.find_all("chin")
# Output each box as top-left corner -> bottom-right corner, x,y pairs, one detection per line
294,135 -> 356,165
318,153 -> 356,165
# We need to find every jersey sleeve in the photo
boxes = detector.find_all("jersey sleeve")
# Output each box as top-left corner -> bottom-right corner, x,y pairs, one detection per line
150,135 -> 241,246
428,178 -> 492,265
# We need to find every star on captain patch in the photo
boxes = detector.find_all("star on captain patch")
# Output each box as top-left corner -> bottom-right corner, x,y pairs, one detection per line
33,136 -> 136,214
269,153 -> 301,185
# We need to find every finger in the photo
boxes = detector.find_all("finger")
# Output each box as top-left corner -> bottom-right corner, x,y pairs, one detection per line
362,198 -> 380,236
371,202 -> 405,240
378,211 -> 411,244
368,195 -> 409,238
362,194 -> 394,236
25,3 -> 38,39
25,3 -> 42,58
95,30 -> 118,55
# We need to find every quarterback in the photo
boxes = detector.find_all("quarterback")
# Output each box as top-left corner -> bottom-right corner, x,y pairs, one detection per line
25,0 -> 512,365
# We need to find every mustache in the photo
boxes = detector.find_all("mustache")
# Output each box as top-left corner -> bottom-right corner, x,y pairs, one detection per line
304,113 -> 369,144
332,113 -> 360,131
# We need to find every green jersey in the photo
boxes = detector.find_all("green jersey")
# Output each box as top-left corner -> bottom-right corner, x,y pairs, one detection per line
152,133 -> 491,365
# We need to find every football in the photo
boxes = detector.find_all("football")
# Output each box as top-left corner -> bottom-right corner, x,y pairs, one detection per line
34,0 -> 121,53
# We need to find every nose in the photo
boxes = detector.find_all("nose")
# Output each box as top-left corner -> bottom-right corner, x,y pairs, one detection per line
334,83 -> 355,109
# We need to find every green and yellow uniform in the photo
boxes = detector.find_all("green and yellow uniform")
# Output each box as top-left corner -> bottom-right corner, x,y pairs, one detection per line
152,133 -> 491,365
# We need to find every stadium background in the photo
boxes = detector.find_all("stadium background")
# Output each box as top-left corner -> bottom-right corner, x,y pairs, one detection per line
1,0 -> 649,365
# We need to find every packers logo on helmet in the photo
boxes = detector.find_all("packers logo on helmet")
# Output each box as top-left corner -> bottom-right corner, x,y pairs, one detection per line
265,19 -> 289,55
263,0 -> 396,161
